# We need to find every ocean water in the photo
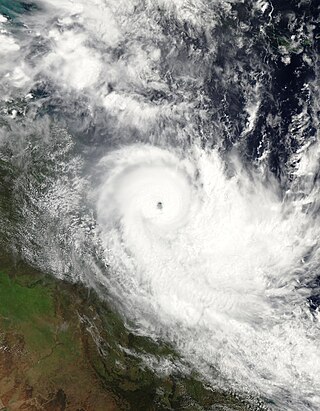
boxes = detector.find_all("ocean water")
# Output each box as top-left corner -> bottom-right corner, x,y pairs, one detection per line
0,1 -> 319,410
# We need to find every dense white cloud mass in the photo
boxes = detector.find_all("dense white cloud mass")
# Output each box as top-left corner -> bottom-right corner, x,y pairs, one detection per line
95,143 -> 320,410
0,1 -> 319,410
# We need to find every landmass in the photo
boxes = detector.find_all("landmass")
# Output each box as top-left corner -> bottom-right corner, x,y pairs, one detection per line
0,254 -> 250,410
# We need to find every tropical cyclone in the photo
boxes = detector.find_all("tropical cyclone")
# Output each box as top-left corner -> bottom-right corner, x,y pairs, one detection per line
95,143 -> 320,410
0,0 -> 319,409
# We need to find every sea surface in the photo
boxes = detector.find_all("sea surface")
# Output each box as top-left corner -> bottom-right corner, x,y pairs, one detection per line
0,1 -> 319,410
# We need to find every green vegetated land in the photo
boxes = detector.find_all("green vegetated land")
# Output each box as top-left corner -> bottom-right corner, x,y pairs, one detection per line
0,254 -> 251,411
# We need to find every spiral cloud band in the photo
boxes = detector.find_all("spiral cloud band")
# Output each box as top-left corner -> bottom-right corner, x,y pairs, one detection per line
95,144 -> 320,409
1,0 -> 319,409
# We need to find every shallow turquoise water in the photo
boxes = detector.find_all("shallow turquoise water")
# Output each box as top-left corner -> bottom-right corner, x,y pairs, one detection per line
0,0 -> 37,20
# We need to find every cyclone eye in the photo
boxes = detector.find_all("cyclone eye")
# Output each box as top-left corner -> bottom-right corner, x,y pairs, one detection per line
157,201 -> 163,210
